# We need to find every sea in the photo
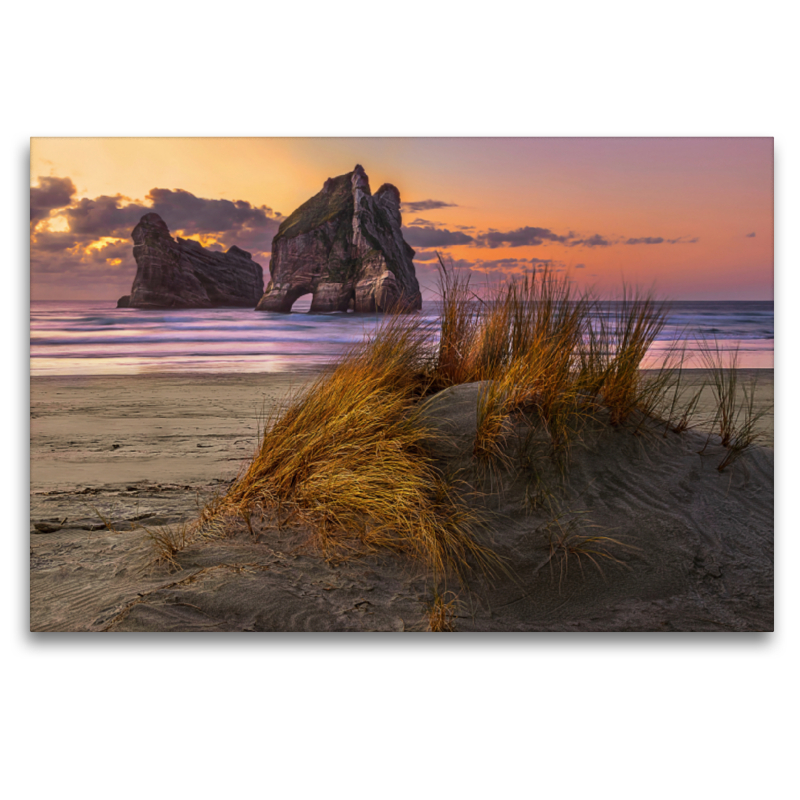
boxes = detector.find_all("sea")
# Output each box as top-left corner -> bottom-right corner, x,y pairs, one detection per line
30,298 -> 774,377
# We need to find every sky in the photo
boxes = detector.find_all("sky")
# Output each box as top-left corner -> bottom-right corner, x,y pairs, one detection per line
29,137 -> 774,302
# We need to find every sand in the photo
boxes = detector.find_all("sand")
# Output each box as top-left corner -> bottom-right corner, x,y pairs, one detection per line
30,372 -> 316,631
30,369 -> 774,632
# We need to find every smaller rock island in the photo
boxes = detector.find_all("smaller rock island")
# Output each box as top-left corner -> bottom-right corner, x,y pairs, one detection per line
118,213 -> 264,309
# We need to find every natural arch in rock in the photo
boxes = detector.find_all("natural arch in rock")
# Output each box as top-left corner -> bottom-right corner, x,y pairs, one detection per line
255,166 -> 421,314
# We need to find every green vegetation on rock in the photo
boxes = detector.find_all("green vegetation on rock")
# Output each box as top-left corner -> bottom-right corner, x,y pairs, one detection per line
275,172 -> 355,241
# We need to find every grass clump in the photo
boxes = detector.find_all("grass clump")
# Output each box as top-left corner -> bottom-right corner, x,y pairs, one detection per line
144,523 -> 193,570
427,589 -> 458,632
542,507 -> 633,592
205,315 -> 500,582
657,352 -> 705,435
432,256 -> 683,470
201,255 -> 768,591
593,291 -> 670,425
699,339 -> 772,471
434,259 -> 595,468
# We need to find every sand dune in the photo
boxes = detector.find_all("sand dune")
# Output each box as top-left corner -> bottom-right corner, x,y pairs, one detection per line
30,370 -> 773,632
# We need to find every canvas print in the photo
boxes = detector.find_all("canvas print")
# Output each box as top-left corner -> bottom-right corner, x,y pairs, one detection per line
29,137 -> 774,632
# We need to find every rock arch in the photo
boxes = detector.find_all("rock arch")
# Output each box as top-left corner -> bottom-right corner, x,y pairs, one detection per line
256,166 -> 421,314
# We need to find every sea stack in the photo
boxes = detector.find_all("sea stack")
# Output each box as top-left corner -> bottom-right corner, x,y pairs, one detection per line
121,213 -> 264,309
255,165 -> 422,313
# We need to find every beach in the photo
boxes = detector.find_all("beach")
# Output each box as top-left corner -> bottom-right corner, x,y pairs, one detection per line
30,372 -> 313,631
30,369 -> 774,632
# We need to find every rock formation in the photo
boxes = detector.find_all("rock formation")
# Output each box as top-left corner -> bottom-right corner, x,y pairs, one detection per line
255,165 -> 422,313
121,213 -> 264,309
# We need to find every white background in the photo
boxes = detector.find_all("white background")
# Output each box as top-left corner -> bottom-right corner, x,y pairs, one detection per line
4,2 -> 796,798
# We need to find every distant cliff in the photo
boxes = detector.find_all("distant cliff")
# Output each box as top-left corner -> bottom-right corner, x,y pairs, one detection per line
118,213 -> 264,309
255,165 -> 422,313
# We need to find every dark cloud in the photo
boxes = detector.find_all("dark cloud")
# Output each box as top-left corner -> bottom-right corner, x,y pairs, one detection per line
570,234 -> 611,248
476,257 -> 557,270
30,231 -> 87,254
411,254 -> 476,293
476,226 -> 617,249
746,232 -> 756,238
575,263 -> 586,268
401,199 -> 457,213
410,249 -> 444,262
30,176 -> 76,224
475,226 -> 570,248
625,236 -> 665,245
147,188 -> 282,237
473,225 -> 699,251
442,258 -> 476,271
63,195 -> 147,237
625,236 -> 699,245
402,225 -> 474,247
60,188 -> 282,242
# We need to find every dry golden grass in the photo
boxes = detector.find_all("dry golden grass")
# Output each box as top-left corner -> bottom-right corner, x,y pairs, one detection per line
434,260 -> 592,467
656,351 -> 705,436
433,258 -> 680,468
433,259 -> 482,387
543,509 -> 633,592
592,289 -> 670,426
91,505 -> 195,571
699,338 -> 772,471
549,530 -> 632,590
199,257 -> 762,588
427,590 -> 457,631
203,315 -> 501,582
701,338 -> 741,447
143,522 -> 194,570
90,505 -> 119,534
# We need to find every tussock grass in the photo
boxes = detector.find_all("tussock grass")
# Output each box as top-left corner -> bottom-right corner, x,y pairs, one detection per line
91,505 -> 195,571
433,259 -> 482,386
200,256 -> 766,588
657,351 -> 705,435
144,522 -> 193,570
435,259 -> 595,467
701,338 -> 741,447
433,257 -> 680,469
544,510 -> 633,591
699,339 -> 772,471
549,528 -> 632,590
595,290 -> 670,426
204,315 -> 501,581
427,589 -> 458,632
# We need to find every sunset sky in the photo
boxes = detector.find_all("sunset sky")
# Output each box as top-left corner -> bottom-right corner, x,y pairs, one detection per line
29,137 -> 773,302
